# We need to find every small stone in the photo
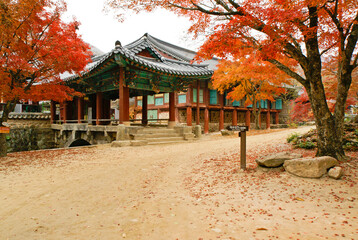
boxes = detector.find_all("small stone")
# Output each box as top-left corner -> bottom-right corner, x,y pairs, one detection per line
212,228 -> 222,233
328,166 -> 343,179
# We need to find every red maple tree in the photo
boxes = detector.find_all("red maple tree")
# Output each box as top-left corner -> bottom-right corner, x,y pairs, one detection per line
213,55 -> 291,129
107,0 -> 358,160
0,0 -> 91,156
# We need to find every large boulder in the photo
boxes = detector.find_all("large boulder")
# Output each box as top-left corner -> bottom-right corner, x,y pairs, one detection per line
255,152 -> 303,168
284,156 -> 338,178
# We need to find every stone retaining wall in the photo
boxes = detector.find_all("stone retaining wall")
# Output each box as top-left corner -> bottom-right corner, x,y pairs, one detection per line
6,127 -> 55,153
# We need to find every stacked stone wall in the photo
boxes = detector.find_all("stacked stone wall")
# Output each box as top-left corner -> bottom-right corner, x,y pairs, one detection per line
6,127 -> 55,153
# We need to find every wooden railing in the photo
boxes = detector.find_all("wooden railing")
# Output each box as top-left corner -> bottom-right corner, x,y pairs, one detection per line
54,118 -> 170,125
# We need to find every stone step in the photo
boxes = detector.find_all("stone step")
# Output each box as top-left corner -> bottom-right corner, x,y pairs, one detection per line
142,128 -> 177,134
133,133 -> 181,139
147,136 -> 184,143
147,140 -> 187,145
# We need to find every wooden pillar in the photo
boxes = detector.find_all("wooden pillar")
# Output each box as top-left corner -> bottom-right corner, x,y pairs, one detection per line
196,80 -> 200,125
204,80 -> 209,134
266,112 -> 270,129
63,101 -> 68,123
77,97 -> 83,123
142,95 -> 148,126
186,107 -> 192,126
219,94 -> 224,130
96,92 -> 103,125
245,110 -> 250,130
103,98 -> 111,125
204,108 -> 209,134
232,109 -> 238,126
219,109 -> 224,130
174,93 -> 179,122
119,67 -> 130,124
266,101 -> 271,129
186,85 -> 192,126
258,111 -> 262,129
50,100 -> 56,124
275,112 -> 279,124
169,92 -> 175,128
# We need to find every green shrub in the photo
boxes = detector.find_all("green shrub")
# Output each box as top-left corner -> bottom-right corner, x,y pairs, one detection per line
287,132 -> 300,143
289,122 -> 298,128
298,141 -> 316,149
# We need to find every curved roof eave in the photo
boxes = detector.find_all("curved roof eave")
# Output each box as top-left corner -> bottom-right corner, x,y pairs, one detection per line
64,45 -> 213,82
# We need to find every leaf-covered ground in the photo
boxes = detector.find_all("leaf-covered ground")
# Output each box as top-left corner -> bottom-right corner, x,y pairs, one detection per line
0,126 -> 357,239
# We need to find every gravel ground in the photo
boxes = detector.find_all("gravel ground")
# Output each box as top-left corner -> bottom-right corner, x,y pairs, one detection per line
0,126 -> 357,240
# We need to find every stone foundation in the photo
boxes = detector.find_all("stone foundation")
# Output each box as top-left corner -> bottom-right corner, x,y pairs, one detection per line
6,127 -> 55,153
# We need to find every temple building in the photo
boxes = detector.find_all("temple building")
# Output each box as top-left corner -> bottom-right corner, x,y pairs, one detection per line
55,33 -> 283,133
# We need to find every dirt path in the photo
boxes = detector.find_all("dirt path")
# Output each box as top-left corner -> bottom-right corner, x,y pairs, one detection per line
0,126 -> 357,240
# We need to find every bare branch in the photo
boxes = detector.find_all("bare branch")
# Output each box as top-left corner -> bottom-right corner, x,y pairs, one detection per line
267,59 -> 307,85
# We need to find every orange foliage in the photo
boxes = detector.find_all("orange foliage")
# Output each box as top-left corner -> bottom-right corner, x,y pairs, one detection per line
213,56 -> 290,106
0,0 -> 91,105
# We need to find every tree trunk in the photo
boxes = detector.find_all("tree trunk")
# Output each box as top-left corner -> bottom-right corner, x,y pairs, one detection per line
251,97 -> 260,130
0,134 -> 7,157
0,101 -> 16,157
306,78 -> 345,161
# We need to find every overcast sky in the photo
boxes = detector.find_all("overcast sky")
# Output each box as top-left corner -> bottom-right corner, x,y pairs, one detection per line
63,0 -> 202,53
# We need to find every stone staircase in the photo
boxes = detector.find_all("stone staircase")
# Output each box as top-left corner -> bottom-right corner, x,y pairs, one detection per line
132,127 -> 194,145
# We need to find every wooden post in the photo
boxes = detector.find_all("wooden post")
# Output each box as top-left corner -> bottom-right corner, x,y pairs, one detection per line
219,109 -> 224,130
63,101 -> 68,124
169,92 -> 175,128
175,93 -> 179,122
50,100 -> 56,124
119,67 -> 130,124
186,107 -> 192,126
142,95 -> 148,126
204,108 -> 209,134
204,80 -> 209,134
275,112 -> 279,124
219,94 -> 224,130
258,111 -> 262,129
266,101 -> 271,129
232,109 -> 238,126
96,92 -> 103,125
245,110 -> 250,130
77,97 -> 83,123
196,80 -> 200,125
240,131 -> 247,170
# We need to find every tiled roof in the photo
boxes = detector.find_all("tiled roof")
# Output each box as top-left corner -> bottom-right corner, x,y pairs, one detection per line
0,112 -> 51,120
64,33 -> 216,81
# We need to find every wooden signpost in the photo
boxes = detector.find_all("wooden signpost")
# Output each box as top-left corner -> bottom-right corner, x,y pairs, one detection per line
0,126 -> 10,134
228,126 -> 249,170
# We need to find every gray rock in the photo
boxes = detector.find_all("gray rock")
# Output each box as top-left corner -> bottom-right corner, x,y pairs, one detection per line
328,166 -> 343,179
256,152 -> 303,168
194,125 -> 202,138
284,156 -> 338,178
111,140 -> 131,147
